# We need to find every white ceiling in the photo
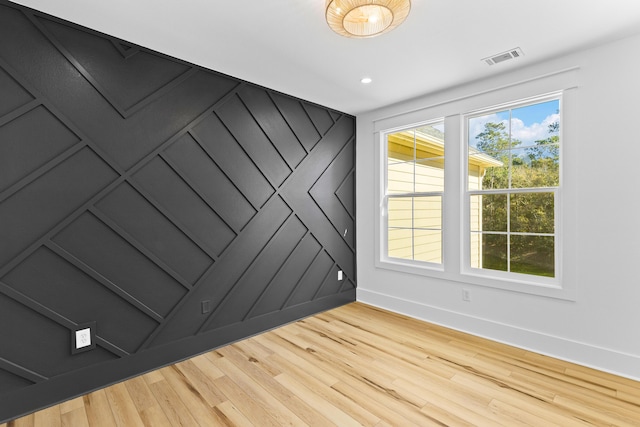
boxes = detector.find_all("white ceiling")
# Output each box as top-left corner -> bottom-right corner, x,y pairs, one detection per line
9,0 -> 640,115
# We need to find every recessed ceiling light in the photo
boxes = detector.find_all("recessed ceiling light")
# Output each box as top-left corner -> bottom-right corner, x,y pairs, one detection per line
361,77 -> 373,84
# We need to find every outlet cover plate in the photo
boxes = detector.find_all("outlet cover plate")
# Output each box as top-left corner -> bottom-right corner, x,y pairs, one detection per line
72,321 -> 96,354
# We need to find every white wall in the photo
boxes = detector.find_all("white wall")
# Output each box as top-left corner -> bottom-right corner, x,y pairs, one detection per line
356,33 -> 640,380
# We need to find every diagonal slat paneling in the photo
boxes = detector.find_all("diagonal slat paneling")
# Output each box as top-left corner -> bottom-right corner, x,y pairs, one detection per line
0,105 -> 80,192
33,14 -> 194,117
95,182 -> 214,285
0,146 -> 118,266
202,215 -> 309,330
248,232 -> 323,318
237,85 -> 308,169
0,292 -> 117,379
304,102 -> 336,136
0,65 -> 34,119
147,195 -> 294,346
163,132 -> 258,231
336,170 -> 355,219
0,1 -> 355,421
280,117 -> 356,280
133,156 -> 236,256
309,139 -> 356,249
189,113 -> 275,210
285,250 -> 336,308
2,247 -> 159,354
0,366 -> 35,396
270,92 -> 322,152
216,94 -> 292,187
52,212 -> 187,318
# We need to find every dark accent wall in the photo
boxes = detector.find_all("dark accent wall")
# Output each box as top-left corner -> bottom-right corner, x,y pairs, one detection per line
0,1 -> 355,421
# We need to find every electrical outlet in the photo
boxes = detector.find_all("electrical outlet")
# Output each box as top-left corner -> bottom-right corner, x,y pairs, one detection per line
72,321 -> 96,354
462,289 -> 471,302
201,300 -> 211,314
338,270 -> 343,281
76,328 -> 91,349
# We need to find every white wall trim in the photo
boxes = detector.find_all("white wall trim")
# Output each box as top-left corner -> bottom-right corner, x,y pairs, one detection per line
357,288 -> 640,382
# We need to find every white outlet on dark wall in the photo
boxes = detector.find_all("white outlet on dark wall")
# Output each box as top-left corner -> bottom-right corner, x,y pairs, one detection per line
338,270 -> 343,281
75,328 -> 91,349
72,321 -> 96,354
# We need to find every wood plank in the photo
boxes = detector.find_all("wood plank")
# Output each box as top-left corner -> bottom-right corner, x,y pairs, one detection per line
155,366 -> 225,425
10,413 -> 35,427
267,352 -> 380,426
82,390 -> 116,427
8,302 -> 640,427
146,379 -> 199,427
209,354 -> 308,427
59,398 -> 83,415
211,375 -> 283,427
173,360 -> 226,406
60,408 -> 88,427
33,405 -> 61,427
212,401 -> 254,427
275,373 -> 362,427
103,383 -> 145,427
216,345 -> 333,427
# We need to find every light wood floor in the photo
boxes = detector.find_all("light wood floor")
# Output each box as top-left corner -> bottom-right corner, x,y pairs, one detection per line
3,302 -> 640,426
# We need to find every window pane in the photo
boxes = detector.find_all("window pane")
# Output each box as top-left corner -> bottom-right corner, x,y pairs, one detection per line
510,192 -> 555,233
415,157 -> 445,192
414,230 -> 442,263
387,121 -> 445,195
388,197 -> 412,228
468,110 -> 510,155
388,228 -> 412,260
511,99 -> 560,145
388,129 -> 415,158
468,152 -> 504,189
415,123 -> 445,141
478,150 -> 510,190
414,196 -> 441,229
510,147 -> 559,189
385,121 -> 444,266
481,194 -> 508,232
464,96 -> 560,280
470,195 -> 482,232
387,159 -> 414,194
481,233 -> 508,272
470,231 -> 482,268
511,235 -> 554,277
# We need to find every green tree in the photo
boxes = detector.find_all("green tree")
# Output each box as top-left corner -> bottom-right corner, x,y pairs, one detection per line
476,122 -> 516,160
476,122 -> 519,191
477,120 -> 559,277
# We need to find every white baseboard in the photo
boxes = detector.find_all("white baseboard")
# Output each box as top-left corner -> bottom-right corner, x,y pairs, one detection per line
357,288 -> 640,382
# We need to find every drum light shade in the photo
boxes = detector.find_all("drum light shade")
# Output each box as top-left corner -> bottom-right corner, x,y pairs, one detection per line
325,0 -> 411,38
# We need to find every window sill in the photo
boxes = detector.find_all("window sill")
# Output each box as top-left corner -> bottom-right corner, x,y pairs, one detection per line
376,257 -> 575,301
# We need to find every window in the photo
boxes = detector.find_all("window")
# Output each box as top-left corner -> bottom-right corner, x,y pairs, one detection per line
375,87 -> 572,297
465,95 -> 560,280
384,121 -> 445,266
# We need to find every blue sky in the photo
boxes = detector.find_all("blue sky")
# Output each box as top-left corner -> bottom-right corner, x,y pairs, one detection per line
469,99 -> 559,149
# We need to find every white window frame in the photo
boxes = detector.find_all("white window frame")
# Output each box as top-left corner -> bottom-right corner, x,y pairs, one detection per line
462,93 -> 562,289
381,119 -> 446,271
373,68 -> 578,300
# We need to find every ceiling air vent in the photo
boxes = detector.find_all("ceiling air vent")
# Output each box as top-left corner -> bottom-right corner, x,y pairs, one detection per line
483,47 -> 524,66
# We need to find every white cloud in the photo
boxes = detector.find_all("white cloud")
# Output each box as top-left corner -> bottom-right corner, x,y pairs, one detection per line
511,113 -> 559,146
468,113 -> 502,147
469,113 -> 559,148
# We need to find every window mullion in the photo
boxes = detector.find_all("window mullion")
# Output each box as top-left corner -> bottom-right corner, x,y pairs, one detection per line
411,130 -> 418,260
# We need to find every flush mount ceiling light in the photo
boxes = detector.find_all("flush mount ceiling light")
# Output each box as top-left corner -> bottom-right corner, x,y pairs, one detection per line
326,0 -> 411,38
